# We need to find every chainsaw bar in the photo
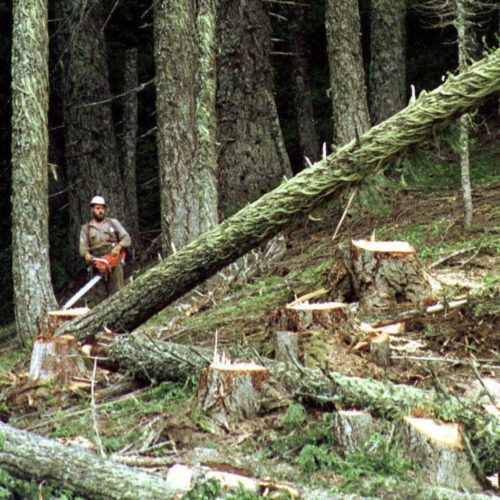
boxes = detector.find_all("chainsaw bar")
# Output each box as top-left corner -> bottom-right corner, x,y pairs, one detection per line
61,274 -> 102,310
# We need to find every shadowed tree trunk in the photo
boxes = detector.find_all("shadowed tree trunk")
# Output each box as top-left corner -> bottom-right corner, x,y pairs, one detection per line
290,5 -> 320,167
11,0 -> 57,341
120,47 -> 140,256
54,0 -> 126,272
56,49 -> 500,342
369,0 -> 407,124
154,0 -> 218,254
325,0 -> 371,146
216,0 -> 292,214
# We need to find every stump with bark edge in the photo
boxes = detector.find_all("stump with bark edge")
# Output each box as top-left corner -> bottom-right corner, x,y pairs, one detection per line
29,309 -> 88,382
342,239 -> 433,321
398,416 -> 481,491
332,410 -> 375,454
193,356 -> 270,433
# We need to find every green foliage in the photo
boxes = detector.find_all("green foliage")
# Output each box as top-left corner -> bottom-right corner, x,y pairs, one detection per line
296,433 -> 416,495
283,404 -> 308,431
182,479 -> 222,500
0,468 -> 82,500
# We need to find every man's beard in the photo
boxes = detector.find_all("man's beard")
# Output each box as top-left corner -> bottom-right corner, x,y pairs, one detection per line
93,212 -> 105,222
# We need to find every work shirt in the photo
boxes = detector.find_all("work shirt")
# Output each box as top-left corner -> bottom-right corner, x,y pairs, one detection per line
79,218 -> 131,258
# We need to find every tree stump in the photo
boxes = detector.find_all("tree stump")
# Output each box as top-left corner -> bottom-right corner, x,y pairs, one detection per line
332,410 -> 374,454
397,417 -> 481,491
193,358 -> 270,433
284,301 -> 349,332
341,240 -> 433,321
29,335 -> 86,383
274,331 -> 301,365
29,308 -> 89,382
369,332 -> 391,368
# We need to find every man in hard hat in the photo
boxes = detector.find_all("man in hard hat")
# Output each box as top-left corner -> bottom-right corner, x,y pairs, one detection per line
79,196 -> 131,304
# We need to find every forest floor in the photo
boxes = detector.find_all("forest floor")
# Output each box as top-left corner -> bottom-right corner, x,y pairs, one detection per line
0,160 -> 499,498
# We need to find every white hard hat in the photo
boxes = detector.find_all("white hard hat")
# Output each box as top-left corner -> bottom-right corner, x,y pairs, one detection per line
90,195 -> 106,206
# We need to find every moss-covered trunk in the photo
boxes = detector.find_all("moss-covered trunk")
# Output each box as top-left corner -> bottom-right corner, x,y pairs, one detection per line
11,0 -> 57,341
57,49 -> 500,343
0,422 -> 175,499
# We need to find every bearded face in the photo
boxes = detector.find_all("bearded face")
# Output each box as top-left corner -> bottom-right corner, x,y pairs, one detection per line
91,204 -> 106,222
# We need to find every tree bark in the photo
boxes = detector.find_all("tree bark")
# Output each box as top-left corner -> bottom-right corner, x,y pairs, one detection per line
54,0 -> 126,272
11,0 -> 58,341
325,0 -> 371,146
154,0 -> 218,254
120,47 -> 140,255
0,422 -> 175,499
106,335 -> 500,474
57,50 -> 500,343
369,0 -> 407,124
216,0 -> 292,213
290,5 -> 320,166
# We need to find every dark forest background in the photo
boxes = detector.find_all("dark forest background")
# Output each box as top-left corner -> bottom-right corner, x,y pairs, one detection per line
0,0 -> 498,326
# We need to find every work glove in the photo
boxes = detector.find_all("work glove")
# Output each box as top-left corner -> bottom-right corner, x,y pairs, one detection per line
84,252 -> 94,265
111,244 -> 122,257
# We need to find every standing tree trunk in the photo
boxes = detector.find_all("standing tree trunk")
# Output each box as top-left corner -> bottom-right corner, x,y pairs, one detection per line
154,0 -> 218,255
456,0 -> 473,230
369,0 -> 407,124
11,0 -> 57,341
54,0 -> 126,272
216,0 -> 292,215
325,0 -> 371,146
290,5 -> 320,167
195,0 -> 219,235
56,49 -> 500,342
120,47 -> 140,257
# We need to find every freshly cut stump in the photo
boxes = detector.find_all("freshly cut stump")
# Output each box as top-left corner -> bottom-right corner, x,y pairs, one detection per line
398,417 -> 480,491
194,361 -> 270,433
342,240 -> 433,321
30,308 -> 89,382
332,410 -> 374,454
370,332 -> 391,368
29,335 -> 86,382
284,301 -> 349,332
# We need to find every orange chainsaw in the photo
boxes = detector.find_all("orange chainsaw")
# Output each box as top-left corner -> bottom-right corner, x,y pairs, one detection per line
61,249 -> 125,310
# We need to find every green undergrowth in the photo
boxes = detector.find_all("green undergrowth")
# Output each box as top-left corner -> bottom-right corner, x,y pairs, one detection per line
400,133 -> 499,192
10,379 -> 194,456
143,258 -> 333,342
247,405 -> 418,497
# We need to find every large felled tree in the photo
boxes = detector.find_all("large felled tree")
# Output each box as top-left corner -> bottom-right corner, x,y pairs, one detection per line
11,0 -> 57,341
54,0 -> 127,272
57,49 -> 500,342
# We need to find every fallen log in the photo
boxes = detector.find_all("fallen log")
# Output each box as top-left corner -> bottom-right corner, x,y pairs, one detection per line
57,49 -> 500,343
107,335 -> 500,475
0,422 -> 175,499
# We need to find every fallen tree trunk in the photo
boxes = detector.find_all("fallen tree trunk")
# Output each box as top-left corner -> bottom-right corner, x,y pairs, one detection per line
108,335 -> 500,475
0,422 -> 175,499
58,49 -> 500,343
